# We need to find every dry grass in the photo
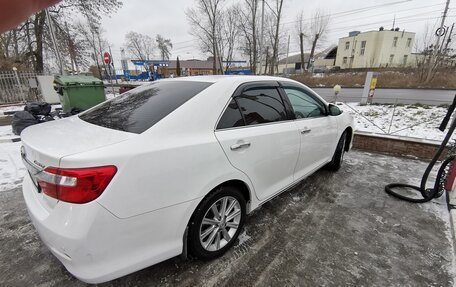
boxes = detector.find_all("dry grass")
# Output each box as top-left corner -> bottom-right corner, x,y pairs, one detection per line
291,68 -> 456,89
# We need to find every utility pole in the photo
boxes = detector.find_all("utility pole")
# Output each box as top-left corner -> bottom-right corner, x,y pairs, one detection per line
216,40 -> 224,74
45,8 -> 65,75
264,46 -> 270,74
91,31 -> 102,79
258,0 -> 265,75
443,23 -> 454,52
120,48 -> 129,81
425,0 -> 451,83
299,32 -> 305,74
284,34 -> 290,77
109,46 -> 118,84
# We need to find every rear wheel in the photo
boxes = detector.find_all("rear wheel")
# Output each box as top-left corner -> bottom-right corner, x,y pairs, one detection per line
327,132 -> 347,171
188,186 -> 246,259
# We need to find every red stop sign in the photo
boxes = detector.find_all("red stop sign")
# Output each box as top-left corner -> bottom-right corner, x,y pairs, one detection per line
103,52 -> 111,64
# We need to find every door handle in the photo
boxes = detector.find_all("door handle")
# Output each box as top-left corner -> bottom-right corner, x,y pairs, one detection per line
300,128 -> 311,134
230,142 -> 251,150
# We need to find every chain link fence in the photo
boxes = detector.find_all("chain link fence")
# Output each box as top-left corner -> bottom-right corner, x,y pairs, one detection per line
0,70 -> 41,104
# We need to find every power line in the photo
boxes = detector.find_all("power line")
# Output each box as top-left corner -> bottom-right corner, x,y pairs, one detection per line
327,9 -> 443,28
327,14 -> 454,39
172,39 -> 198,47
328,13 -> 448,33
280,0 -> 424,27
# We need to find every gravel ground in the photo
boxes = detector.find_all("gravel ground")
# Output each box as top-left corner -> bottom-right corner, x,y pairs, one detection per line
0,151 -> 454,286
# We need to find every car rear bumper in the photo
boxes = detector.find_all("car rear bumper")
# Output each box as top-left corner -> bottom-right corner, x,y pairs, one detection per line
22,174 -> 200,283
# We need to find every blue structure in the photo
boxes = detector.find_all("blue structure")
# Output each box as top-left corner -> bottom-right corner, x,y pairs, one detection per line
129,60 -> 169,80
224,69 -> 252,75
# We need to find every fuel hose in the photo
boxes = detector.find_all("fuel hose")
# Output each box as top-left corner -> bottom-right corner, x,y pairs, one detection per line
384,95 -> 456,203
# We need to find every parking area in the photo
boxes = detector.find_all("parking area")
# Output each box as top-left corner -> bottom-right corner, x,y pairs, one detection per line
0,150 -> 454,286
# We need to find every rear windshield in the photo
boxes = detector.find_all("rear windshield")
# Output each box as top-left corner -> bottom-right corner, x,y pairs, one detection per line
79,81 -> 212,133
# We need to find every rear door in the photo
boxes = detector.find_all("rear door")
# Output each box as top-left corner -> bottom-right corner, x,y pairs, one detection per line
215,82 -> 300,201
280,83 -> 338,180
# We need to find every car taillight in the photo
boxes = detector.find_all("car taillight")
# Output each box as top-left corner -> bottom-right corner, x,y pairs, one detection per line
36,166 -> 117,204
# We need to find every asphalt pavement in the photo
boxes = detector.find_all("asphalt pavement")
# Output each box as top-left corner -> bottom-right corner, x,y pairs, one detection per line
0,151 -> 454,286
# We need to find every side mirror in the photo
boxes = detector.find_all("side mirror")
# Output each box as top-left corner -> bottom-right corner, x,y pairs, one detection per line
328,104 -> 342,116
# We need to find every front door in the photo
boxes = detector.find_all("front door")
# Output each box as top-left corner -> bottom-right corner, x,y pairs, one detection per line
215,82 -> 300,201
280,84 -> 338,180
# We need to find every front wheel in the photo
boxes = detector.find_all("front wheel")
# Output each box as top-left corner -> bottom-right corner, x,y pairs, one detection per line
188,186 -> 246,260
326,132 -> 347,171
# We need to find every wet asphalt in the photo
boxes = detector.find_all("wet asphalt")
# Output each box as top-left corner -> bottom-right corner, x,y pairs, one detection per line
0,151 -> 454,287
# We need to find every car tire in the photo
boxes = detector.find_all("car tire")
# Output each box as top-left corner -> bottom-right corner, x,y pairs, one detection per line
326,131 -> 347,171
188,185 -> 246,260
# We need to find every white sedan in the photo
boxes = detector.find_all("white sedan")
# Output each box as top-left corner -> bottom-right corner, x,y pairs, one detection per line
21,76 -> 354,283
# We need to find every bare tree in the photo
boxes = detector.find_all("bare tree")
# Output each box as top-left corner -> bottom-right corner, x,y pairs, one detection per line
416,22 -> 456,82
264,12 -> 276,74
74,19 -> 109,77
156,34 -> 172,61
219,6 -> 240,72
306,9 -> 330,70
0,0 -> 122,73
186,0 -> 224,74
415,24 -> 439,82
295,10 -> 306,73
124,31 -> 154,61
268,0 -> 284,75
236,0 -> 259,74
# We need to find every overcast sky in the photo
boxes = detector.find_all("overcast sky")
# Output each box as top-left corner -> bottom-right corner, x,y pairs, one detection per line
100,0 -> 456,64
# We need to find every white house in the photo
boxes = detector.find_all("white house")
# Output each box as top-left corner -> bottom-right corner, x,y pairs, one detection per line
335,29 -> 416,69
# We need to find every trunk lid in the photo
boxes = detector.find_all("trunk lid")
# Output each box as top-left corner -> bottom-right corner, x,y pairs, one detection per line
21,116 -> 135,212
21,116 -> 135,167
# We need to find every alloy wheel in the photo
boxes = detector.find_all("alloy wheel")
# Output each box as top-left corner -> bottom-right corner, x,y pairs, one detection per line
199,196 -> 241,251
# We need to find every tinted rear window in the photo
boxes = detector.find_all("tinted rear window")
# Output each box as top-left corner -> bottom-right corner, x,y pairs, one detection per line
235,87 -> 288,126
79,81 -> 212,133
217,99 -> 245,129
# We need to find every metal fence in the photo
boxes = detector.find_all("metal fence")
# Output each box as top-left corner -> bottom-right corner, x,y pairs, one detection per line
326,96 -> 455,142
0,70 -> 41,104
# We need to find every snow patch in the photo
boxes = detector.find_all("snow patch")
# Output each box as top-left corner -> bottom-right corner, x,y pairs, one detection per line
0,141 -> 25,191
0,125 -> 14,138
236,230 -> 251,246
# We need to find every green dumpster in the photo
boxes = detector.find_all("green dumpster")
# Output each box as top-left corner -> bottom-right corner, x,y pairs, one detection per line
54,75 -> 106,113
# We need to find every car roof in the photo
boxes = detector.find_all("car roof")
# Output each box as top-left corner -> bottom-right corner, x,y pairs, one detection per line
159,75 -> 296,84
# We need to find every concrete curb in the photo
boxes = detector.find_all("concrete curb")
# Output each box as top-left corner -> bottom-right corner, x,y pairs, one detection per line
353,132 -> 444,160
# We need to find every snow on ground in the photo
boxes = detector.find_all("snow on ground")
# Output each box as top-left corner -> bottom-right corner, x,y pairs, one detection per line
0,104 -> 24,115
339,102 -> 452,142
105,93 -> 119,100
0,141 -> 25,192
0,125 -> 14,138
103,80 -> 148,86
0,104 -> 62,116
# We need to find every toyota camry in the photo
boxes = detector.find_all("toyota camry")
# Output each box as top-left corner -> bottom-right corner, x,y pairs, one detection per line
21,76 -> 354,283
